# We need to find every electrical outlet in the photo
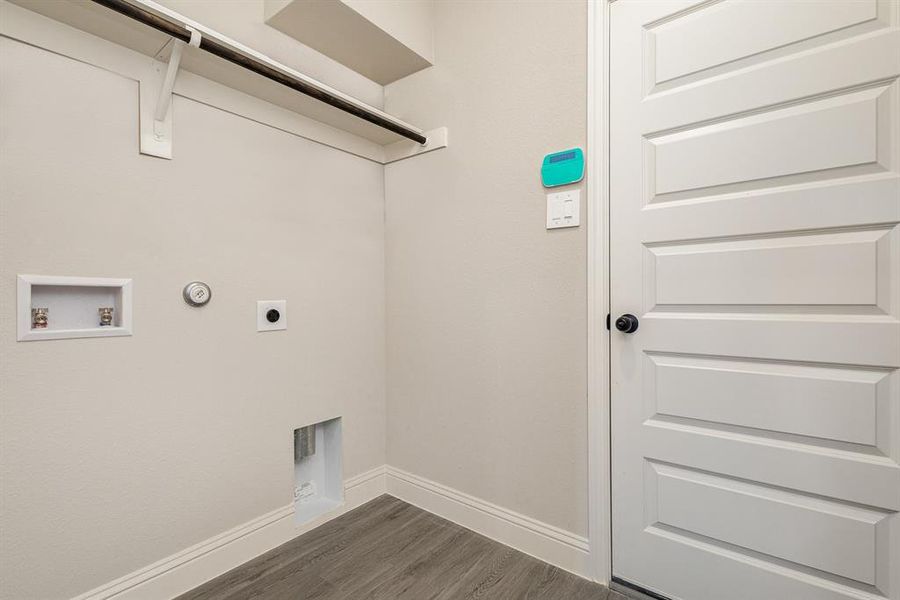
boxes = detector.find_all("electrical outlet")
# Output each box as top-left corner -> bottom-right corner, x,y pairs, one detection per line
257,300 -> 287,332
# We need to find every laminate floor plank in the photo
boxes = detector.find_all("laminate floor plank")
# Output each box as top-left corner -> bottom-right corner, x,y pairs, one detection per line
185,496 -> 409,600
321,507 -> 441,589
178,495 -> 610,600
431,540 -> 516,600
323,515 -> 447,596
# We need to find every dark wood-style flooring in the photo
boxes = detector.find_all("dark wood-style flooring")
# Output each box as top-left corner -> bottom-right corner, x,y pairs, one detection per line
178,495 -> 620,600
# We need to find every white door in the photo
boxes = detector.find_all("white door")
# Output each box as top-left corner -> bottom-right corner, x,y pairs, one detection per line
610,1 -> 900,599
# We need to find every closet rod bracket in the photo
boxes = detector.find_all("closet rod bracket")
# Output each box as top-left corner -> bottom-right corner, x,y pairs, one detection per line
140,26 -> 200,159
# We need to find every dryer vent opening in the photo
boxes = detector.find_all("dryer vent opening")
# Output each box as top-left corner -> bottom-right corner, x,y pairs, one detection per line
293,417 -> 343,525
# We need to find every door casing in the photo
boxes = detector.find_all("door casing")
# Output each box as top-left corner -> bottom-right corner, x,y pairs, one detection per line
586,0 -> 613,585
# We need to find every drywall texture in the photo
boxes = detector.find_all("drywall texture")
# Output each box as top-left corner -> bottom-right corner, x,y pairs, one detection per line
0,38 -> 386,599
384,0 -> 588,535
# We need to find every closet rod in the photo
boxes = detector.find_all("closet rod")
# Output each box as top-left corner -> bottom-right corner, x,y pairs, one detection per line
89,0 -> 429,145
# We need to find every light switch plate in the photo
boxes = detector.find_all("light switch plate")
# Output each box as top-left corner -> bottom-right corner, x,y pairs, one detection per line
257,300 -> 287,332
546,189 -> 580,229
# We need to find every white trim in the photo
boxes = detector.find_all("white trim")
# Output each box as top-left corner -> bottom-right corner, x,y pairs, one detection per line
71,466 -> 387,600
0,1 -> 446,165
587,0 -> 613,585
385,466 -> 591,580
0,0 -> 380,163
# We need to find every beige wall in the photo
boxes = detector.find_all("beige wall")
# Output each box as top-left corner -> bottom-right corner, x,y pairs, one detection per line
0,1 -> 590,596
384,0 -> 588,535
0,37 -> 386,599
343,0 -> 435,63
263,0 -> 433,85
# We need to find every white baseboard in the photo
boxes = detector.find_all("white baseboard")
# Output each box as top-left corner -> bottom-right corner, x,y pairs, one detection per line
72,466 -> 387,600
72,464 -> 592,599
385,466 -> 591,580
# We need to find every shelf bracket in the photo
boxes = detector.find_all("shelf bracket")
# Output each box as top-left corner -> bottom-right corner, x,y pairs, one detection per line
382,127 -> 449,164
140,27 -> 201,159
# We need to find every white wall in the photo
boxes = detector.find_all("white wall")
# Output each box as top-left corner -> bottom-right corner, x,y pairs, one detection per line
0,36 -> 386,599
384,0 -> 589,536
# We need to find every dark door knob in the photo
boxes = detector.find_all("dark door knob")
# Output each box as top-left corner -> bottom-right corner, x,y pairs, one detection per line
615,314 -> 639,333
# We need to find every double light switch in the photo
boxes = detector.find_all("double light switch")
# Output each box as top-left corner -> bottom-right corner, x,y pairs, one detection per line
546,189 -> 580,229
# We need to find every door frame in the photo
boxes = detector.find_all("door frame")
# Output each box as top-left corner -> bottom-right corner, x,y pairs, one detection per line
586,0 -> 613,585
